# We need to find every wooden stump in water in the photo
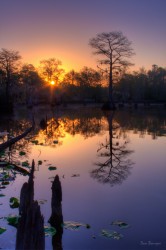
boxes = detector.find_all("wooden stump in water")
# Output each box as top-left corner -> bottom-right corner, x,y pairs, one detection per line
16,160 -> 45,250
49,175 -> 63,250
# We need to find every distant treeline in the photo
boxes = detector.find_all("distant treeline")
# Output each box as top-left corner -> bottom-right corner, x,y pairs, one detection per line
116,65 -> 166,103
0,48 -> 166,111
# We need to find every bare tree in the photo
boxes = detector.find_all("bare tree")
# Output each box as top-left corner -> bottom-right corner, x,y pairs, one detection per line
0,48 -> 21,106
89,31 -> 135,109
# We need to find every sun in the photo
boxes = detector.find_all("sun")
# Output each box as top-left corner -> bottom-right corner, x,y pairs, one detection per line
50,80 -> 55,85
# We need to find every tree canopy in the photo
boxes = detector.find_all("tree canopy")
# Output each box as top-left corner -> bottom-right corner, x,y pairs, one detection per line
89,31 -> 135,109
39,58 -> 64,84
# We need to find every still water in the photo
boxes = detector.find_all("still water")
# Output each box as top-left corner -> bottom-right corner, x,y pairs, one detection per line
0,106 -> 166,250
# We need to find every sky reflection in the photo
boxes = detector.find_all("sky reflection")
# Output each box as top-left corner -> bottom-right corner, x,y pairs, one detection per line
0,107 -> 166,249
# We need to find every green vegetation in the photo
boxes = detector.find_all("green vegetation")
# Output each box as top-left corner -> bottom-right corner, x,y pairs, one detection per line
5,214 -> 20,227
44,226 -> 56,236
9,197 -> 20,209
0,227 -> 6,234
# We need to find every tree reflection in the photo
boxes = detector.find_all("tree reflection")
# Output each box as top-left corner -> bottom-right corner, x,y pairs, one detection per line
91,112 -> 134,186
35,113 -> 107,147
37,117 -> 64,146
0,119 -> 33,165
114,109 -> 166,139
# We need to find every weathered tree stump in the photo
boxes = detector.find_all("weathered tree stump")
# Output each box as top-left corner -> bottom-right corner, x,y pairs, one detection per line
16,160 -> 45,250
49,175 -> 63,250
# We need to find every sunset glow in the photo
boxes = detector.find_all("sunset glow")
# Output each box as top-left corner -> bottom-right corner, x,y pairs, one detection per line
1,0 -> 165,72
50,80 -> 55,85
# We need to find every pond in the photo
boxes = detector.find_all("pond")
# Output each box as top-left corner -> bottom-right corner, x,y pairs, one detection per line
0,105 -> 166,250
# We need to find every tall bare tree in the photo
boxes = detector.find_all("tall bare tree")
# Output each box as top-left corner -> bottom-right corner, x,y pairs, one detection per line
89,31 -> 135,109
0,48 -> 21,106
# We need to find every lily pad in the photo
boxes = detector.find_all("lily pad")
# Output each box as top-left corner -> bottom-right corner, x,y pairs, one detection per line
63,221 -> 90,231
0,194 -> 5,197
10,197 -> 20,208
86,224 -> 91,229
53,140 -> 58,144
71,174 -> 80,177
48,166 -> 57,171
38,199 -> 47,205
101,229 -> 123,240
111,221 -> 130,229
19,151 -> 26,156
38,160 -> 42,165
6,164 -> 14,170
31,140 -> 39,145
0,172 -> 14,181
6,215 -> 19,227
22,161 -> 30,168
0,227 -> 6,234
1,181 -> 10,185
0,172 -> 9,179
44,226 -> 56,236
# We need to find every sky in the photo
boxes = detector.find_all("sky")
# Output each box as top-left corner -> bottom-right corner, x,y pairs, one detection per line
1,0 -> 166,72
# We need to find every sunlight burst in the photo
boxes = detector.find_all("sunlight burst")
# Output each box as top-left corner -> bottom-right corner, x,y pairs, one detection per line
50,80 -> 55,85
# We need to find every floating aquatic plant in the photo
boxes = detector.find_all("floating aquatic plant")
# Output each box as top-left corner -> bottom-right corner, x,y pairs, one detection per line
0,227 -> 6,234
63,221 -> 90,231
9,197 -> 20,209
38,199 -> 47,205
1,181 -> 10,186
111,220 -> 130,229
53,140 -> 58,144
48,166 -> 57,171
101,229 -> 123,240
22,161 -> 30,168
5,214 -> 20,227
44,226 -> 56,236
19,151 -> 26,156
31,140 -> 39,145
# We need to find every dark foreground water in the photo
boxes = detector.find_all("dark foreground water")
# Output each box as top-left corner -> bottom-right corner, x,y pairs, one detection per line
0,105 -> 166,250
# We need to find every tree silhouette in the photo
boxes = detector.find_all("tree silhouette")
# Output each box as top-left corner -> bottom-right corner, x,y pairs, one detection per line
39,58 -> 64,84
19,64 -> 42,106
0,48 -> 21,109
91,112 -> 133,186
89,31 -> 135,109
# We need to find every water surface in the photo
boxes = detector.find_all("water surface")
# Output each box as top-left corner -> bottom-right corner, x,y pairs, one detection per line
0,106 -> 166,250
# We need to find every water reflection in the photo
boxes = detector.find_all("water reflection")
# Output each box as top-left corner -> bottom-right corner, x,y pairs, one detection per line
115,109 -> 166,139
1,106 -> 166,250
91,112 -> 134,186
33,112 -> 107,147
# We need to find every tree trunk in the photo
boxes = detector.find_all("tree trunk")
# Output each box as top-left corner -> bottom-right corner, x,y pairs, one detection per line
0,120 -> 35,152
49,175 -> 63,250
